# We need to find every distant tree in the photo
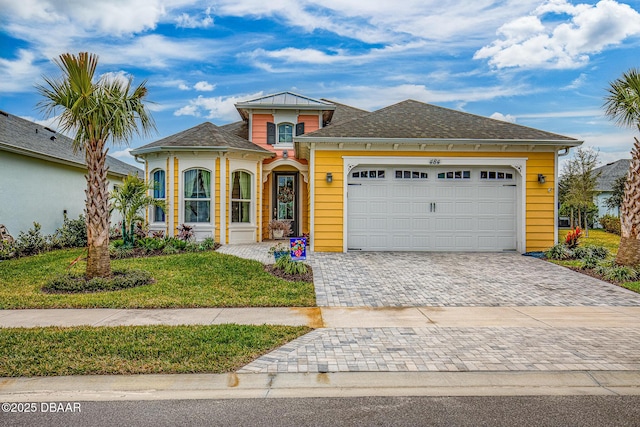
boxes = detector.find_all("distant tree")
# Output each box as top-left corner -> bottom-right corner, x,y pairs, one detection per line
558,147 -> 601,235
604,175 -> 627,214
603,68 -> 640,266
37,52 -> 155,278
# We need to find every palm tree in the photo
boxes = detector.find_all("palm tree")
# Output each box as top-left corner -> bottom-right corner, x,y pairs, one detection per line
111,174 -> 165,247
604,68 -> 640,266
37,52 -> 155,278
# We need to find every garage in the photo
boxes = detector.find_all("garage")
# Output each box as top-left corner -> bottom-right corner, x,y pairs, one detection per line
347,165 -> 517,251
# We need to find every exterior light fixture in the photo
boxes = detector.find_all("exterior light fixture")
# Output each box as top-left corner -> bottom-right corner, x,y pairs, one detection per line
326,172 -> 333,183
282,150 -> 288,158
538,174 -> 546,184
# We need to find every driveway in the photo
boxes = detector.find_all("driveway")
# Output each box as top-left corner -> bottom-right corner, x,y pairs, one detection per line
217,245 -> 640,307
310,252 -> 640,307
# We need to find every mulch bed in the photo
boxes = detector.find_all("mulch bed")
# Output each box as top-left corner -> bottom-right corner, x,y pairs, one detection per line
264,264 -> 313,282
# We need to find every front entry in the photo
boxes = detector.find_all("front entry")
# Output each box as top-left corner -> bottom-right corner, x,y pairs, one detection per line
273,173 -> 299,236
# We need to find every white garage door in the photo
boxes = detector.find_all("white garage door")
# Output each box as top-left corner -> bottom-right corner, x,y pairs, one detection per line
347,166 -> 517,251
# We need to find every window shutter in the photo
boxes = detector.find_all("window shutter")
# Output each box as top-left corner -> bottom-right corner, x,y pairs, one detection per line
267,122 -> 276,145
295,122 -> 305,136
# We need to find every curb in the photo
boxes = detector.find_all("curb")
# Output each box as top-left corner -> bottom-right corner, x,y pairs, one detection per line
1,371 -> 640,401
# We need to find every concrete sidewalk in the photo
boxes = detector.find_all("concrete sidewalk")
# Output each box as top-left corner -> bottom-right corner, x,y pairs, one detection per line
2,306 -> 640,328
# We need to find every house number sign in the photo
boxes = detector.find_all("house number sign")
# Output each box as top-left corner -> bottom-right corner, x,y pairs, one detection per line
429,159 -> 441,165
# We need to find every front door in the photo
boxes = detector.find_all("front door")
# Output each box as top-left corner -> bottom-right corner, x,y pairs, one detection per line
274,173 -> 298,236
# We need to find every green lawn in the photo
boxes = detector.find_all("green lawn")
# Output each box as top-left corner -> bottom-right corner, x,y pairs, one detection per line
556,228 -> 640,293
0,324 -> 310,377
0,249 -> 315,308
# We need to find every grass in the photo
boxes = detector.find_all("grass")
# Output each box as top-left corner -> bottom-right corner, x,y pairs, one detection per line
0,249 -> 315,308
556,228 -> 640,293
0,324 -> 310,377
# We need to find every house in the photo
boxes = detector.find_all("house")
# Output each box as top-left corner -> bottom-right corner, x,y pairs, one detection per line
0,110 -> 142,236
593,159 -> 630,219
131,92 -> 581,253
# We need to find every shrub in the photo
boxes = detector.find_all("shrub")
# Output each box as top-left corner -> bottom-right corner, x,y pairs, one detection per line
198,237 -> 217,251
545,244 -> 573,260
177,224 -> 194,242
0,242 -> 17,260
43,269 -> 153,293
14,222 -> 48,256
580,256 -> 599,270
599,214 -> 621,235
564,227 -> 582,249
274,254 -> 309,275
109,246 -> 134,259
165,238 -> 187,250
137,237 -> 165,251
162,245 -> 180,255
587,245 -> 609,260
604,266 -> 637,283
51,214 -> 87,248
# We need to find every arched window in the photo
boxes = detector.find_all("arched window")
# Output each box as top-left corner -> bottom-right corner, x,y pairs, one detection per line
151,169 -> 165,222
278,123 -> 293,143
183,169 -> 211,223
231,171 -> 252,223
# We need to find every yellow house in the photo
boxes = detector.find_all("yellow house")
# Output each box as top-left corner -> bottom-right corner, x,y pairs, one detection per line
131,92 -> 581,253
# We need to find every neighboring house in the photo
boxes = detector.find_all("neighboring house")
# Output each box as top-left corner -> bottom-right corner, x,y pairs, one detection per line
593,159 -> 630,220
0,110 -> 143,236
131,92 -> 581,253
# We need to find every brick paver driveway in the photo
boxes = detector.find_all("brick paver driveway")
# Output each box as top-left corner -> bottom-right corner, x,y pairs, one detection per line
310,252 -> 640,307
221,244 -> 640,374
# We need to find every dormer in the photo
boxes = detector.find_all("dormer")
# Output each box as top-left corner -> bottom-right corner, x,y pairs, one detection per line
235,92 -> 336,151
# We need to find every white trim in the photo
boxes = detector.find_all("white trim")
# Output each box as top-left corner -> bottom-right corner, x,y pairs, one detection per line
258,161 -> 263,242
262,159 -> 309,183
309,144 -> 315,252
342,156 -> 528,253
554,150 -> 559,245
248,111 -> 253,142
220,155 -> 227,245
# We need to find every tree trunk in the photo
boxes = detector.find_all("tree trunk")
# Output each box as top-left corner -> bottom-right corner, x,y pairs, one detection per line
85,143 -> 111,278
616,137 -> 640,266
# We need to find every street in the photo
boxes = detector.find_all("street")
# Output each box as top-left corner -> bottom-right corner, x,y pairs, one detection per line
3,396 -> 640,427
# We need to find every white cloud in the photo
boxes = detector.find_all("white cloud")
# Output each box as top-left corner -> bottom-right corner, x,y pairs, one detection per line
0,49 -> 40,92
564,73 -> 588,90
0,0 -> 171,35
490,112 -> 517,123
475,0 -> 640,69
109,147 -> 138,164
174,92 -> 264,122
176,7 -> 214,28
194,81 -> 215,91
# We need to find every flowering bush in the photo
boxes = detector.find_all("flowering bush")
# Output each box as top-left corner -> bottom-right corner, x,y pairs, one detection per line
565,227 -> 582,249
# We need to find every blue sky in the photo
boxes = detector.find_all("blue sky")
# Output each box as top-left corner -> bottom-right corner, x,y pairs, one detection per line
1,0 -> 640,168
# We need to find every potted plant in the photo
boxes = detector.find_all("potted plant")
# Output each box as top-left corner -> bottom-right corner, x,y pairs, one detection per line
268,242 -> 289,261
268,220 -> 291,239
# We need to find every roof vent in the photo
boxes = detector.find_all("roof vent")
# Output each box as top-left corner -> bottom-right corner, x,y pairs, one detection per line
44,127 -> 56,133
50,136 -> 56,141
0,110 -> 8,117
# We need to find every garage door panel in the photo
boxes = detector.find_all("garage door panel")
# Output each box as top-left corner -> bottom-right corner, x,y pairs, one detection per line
347,166 -> 517,251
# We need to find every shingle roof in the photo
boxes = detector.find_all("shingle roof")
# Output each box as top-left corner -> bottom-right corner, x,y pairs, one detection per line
594,159 -> 631,192
320,99 -> 369,124
0,110 -> 142,177
219,120 -> 249,140
132,122 -> 272,155
301,99 -> 580,142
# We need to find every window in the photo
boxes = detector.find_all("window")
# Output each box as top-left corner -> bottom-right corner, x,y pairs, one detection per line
480,170 -> 514,180
437,170 -> 471,180
183,169 -> 211,223
152,169 -> 165,222
352,170 -> 386,179
231,171 -> 252,223
278,123 -> 293,143
395,170 -> 428,179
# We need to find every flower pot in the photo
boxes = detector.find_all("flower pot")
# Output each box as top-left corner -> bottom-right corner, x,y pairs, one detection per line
273,230 -> 284,239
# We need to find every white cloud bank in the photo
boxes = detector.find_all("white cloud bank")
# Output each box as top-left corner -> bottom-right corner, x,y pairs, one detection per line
474,0 -> 640,69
